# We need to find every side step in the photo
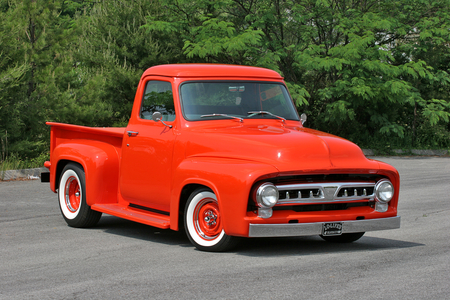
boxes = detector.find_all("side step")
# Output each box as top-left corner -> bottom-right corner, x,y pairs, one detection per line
91,204 -> 170,229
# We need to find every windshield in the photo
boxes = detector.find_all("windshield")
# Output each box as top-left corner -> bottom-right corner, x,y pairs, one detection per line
180,81 -> 299,121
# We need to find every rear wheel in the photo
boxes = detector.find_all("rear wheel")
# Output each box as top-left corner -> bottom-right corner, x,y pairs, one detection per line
58,163 -> 101,228
320,232 -> 365,243
184,188 -> 238,252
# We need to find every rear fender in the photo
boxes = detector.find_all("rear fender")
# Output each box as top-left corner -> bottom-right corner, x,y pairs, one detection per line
51,141 -> 120,206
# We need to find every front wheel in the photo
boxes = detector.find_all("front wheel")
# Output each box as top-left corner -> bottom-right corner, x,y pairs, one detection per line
184,188 -> 238,252
58,163 -> 102,228
320,232 -> 365,243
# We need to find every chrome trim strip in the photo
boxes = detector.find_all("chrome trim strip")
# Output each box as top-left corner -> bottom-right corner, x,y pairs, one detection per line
276,182 -> 375,190
248,216 -> 400,237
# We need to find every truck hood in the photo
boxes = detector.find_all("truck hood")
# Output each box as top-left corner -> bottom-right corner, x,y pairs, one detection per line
183,123 -> 380,173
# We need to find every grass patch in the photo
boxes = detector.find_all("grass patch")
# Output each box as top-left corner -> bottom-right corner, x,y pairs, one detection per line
0,152 -> 49,178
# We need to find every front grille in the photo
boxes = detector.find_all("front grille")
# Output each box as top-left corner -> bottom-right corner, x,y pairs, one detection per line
276,182 -> 375,205
248,174 -> 384,212
336,186 -> 375,198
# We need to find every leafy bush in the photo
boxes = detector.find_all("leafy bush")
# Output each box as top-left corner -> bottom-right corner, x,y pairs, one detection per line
1,0 -> 449,166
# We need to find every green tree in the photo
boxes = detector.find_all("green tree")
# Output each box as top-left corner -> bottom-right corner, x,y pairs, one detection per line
71,0 -> 188,126
0,0 -> 113,159
0,0 -> 63,159
2,0 -> 450,164
145,0 -> 450,149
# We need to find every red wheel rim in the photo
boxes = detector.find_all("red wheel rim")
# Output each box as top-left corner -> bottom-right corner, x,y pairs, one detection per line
193,198 -> 222,240
65,176 -> 81,212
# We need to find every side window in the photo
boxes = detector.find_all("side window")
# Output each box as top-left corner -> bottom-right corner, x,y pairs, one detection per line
140,81 -> 175,121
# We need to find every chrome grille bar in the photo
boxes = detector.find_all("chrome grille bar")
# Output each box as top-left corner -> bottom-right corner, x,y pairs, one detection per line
276,182 -> 375,205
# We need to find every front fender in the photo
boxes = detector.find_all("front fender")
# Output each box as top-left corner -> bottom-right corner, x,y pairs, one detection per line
50,141 -> 120,206
373,160 -> 401,213
170,157 -> 279,236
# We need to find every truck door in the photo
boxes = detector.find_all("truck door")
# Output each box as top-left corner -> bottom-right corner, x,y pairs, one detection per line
119,79 -> 176,212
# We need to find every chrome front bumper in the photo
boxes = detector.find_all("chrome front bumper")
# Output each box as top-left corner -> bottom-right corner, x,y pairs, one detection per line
248,216 -> 401,237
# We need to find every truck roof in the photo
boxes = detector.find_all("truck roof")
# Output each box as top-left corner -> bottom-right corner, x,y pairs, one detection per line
142,64 -> 283,79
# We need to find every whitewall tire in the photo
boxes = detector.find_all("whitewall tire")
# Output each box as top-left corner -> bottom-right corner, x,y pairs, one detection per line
58,163 -> 101,228
184,188 -> 238,252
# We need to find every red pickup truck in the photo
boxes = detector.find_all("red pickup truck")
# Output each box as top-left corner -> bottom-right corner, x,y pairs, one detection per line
42,64 -> 400,251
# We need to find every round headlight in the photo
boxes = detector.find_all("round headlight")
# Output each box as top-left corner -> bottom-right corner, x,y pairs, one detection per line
256,183 -> 279,208
375,180 -> 394,203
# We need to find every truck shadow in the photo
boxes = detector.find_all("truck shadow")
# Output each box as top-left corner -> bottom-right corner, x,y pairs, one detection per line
234,236 -> 423,257
95,215 -> 191,247
94,215 -> 423,255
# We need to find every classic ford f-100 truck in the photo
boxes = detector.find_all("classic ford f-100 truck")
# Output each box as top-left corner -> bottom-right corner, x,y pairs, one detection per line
42,64 -> 400,251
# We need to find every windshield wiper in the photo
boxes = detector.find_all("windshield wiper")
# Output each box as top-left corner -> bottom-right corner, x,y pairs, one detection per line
201,114 -> 243,123
247,111 -> 286,123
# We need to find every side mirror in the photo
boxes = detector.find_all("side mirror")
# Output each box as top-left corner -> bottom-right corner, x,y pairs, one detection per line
300,113 -> 307,125
152,111 -> 162,122
152,111 -> 172,128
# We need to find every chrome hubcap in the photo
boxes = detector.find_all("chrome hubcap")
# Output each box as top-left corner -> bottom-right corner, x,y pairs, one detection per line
204,211 -> 217,226
194,198 -> 222,240
65,176 -> 80,213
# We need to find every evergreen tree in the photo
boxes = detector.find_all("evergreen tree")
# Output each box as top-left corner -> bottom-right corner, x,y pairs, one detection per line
2,0 -> 450,163
71,0 -> 187,126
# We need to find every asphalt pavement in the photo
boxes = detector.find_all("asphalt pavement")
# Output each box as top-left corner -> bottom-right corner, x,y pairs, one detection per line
0,157 -> 449,299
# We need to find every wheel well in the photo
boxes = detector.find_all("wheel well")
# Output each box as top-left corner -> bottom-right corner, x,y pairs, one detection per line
178,184 -> 212,229
55,160 -> 83,191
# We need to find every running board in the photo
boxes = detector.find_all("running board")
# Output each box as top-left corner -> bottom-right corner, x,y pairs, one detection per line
91,204 -> 170,229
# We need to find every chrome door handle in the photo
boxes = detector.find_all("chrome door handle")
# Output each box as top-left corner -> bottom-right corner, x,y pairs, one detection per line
127,131 -> 139,137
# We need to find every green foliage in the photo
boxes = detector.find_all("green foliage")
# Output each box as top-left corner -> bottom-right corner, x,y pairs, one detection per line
1,153 -> 27,176
71,0 -> 188,124
146,0 -> 450,149
0,0 -> 187,160
0,0 -> 67,159
1,0 -> 450,165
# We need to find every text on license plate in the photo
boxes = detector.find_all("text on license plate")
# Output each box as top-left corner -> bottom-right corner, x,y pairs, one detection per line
322,222 -> 343,236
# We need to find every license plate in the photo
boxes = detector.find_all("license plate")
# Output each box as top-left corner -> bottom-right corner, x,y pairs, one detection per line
322,222 -> 343,236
